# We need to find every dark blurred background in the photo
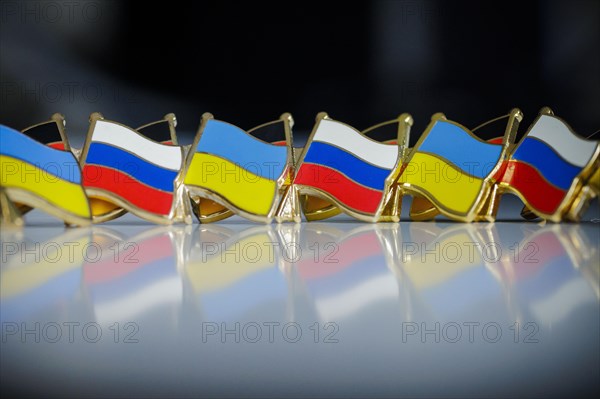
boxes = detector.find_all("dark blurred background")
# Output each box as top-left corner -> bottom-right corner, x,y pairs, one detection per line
1,0 -> 599,145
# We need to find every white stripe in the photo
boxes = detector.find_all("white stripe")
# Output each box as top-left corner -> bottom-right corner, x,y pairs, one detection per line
528,115 -> 597,168
91,120 -> 182,171
530,278 -> 595,325
312,119 -> 398,170
314,273 -> 398,320
93,276 -> 182,324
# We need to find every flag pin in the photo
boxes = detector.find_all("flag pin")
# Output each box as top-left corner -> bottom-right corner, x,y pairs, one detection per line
79,112 -> 191,225
405,109 -> 522,222
397,110 -> 520,222
293,112 -> 412,222
492,107 -> 599,222
0,114 -> 92,226
183,113 -> 298,223
81,113 -> 182,223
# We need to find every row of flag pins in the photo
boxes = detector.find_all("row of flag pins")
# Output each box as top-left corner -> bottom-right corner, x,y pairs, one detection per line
1,107 -> 598,226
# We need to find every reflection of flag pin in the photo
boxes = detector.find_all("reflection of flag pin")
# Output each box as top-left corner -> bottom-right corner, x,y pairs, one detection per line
492,225 -> 598,325
398,110 -> 519,222
84,113 -> 181,223
184,225 -> 288,321
0,115 -> 91,226
183,113 -> 297,223
1,227 -> 91,321
294,112 -> 412,222
292,224 -> 401,321
493,107 -> 599,222
79,113 -> 191,224
83,226 -> 185,325
398,223 -> 505,321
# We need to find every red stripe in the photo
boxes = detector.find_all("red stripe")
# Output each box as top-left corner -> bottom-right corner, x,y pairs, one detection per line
84,235 -> 174,283
48,142 -> 65,150
295,163 -> 383,214
499,161 -> 566,214
83,165 -> 173,215
271,141 -> 286,146
296,232 -> 383,280
487,137 -> 504,145
492,160 -> 509,182
161,140 -> 173,145
512,231 -> 565,280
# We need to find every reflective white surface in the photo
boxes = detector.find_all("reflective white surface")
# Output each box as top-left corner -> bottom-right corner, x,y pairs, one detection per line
1,206 -> 599,397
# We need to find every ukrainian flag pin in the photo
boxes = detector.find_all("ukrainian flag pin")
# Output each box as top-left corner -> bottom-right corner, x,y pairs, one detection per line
0,114 -> 92,226
183,113 -> 298,223
406,109 -> 522,222
397,110 -> 519,222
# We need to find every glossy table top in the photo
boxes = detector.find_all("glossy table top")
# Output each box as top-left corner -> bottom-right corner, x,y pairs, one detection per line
2,202 -> 598,397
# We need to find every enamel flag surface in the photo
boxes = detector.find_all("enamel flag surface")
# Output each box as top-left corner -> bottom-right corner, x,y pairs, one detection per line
398,115 -> 505,221
294,115 -> 403,221
84,114 -> 181,224
0,125 -> 91,224
184,115 -> 291,221
80,117 -> 184,222
495,114 -> 599,219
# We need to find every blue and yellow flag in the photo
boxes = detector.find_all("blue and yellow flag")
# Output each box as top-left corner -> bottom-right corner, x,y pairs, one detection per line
1,228 -> 91,321
184,225 -> 288,321
0,125 -> 91,225
183,113 -> 293,222
398,114 -> 507,221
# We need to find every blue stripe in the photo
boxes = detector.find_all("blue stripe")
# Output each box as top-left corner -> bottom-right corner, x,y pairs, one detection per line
422,265 -> 501,319
419,121 -> 503,179
201,267 -> 286,321
1,269 -> 80,322
307,255 -> 389,297
196,120 -> 287,180
512,138 -> 582,190
86,142 -> 177,192
304,142 -> 391,191
0,125 -> 81,184
516,255 -> 575,302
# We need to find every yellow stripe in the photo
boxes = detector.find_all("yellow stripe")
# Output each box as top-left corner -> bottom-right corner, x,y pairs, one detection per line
402,231 -> 482,289
0,155 -> 90,218
400,152 -> 483,215
1,237 -> 89,298
185,233 -> 276,293
184,153 -> 277,216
